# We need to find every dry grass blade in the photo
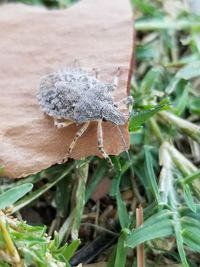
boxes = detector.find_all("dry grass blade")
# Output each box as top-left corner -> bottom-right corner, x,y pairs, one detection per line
136,206 -> 144,267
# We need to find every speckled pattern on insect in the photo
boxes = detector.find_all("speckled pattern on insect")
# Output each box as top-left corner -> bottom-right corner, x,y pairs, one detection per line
37,67 -> 133,165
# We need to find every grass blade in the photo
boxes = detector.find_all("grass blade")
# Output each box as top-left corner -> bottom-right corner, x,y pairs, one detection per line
144,146 -> 161,204
12,162 -> 77,213
116,189 -> 130,229
0,183 -> 33,209
125,210 -> 173,248
114,229 -> 129,267
129,102 -> 169,131
71,163 -> 89,240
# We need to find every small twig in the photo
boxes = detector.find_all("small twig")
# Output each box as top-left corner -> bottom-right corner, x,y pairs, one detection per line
136,206 -> 144,267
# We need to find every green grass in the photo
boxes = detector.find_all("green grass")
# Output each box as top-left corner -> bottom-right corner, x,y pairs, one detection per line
1,0 -> 200,266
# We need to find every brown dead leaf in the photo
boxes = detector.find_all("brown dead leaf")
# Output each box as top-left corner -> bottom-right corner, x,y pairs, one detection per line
0,0 -> 134,178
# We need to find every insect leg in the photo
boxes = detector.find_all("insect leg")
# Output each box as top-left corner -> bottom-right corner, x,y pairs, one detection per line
92,68 -> 99,79
54,119 -> 74,128
97,120 -> 113,167
115,96 -> 133,117
72,58 -> 81,68
112,67 -> 121,91
115,96 -> 133,108
62,121 -> 90,162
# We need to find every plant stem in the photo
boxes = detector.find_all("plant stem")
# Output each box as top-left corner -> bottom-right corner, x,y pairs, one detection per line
149,117 -> 164,144
159,144 -> 189,267
158,111 -> 200,143
135,18 -> 200,31
181,169 -> 200,185
71,161 -> 89,240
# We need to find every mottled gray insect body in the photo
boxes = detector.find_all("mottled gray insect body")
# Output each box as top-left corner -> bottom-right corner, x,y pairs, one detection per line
37,68 -> 131,125
37,67 -> 133,164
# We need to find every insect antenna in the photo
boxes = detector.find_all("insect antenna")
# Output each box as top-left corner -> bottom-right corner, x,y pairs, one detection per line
116,125 -> 133,168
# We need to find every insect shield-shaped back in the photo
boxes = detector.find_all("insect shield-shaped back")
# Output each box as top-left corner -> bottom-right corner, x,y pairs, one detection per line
72,82 -> 127,125
37,70 -> 85,120
37,68 -> 131,166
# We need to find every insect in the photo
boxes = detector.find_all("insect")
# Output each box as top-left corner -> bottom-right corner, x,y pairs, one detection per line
37,67 -> 133,165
